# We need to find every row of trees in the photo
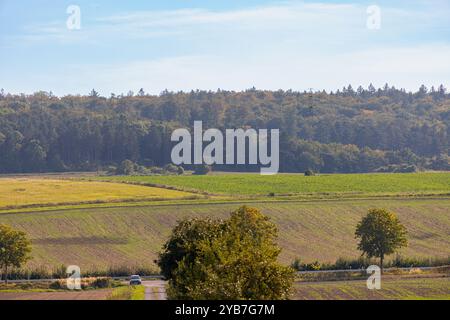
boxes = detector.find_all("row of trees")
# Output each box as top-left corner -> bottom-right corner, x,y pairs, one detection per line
79,83 -> 447,100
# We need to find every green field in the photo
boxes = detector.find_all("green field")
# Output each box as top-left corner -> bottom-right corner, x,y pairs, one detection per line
294,277 -> 450,300
1,198 -> 448,271
93,172 -> 450,197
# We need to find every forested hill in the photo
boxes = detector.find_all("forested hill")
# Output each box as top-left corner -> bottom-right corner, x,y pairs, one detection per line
0,84 -> 449,173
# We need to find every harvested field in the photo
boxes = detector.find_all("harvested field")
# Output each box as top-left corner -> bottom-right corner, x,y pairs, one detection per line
0,178 -> 196,210
0,289 -> 112,300
294,276 -> 450,300
0,198 -> 448,270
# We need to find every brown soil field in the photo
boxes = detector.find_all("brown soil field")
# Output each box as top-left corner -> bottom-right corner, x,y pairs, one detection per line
294,276 -> 450,300
0,289 -> 112,300
0,198 -> 448,270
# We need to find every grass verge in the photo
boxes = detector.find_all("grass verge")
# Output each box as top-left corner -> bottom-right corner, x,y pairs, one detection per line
108,285 -> 145,300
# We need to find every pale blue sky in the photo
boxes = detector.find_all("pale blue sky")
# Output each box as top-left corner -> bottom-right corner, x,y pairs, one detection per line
1,0 -> 449,96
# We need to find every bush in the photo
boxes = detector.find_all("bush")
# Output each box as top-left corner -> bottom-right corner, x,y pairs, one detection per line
105,166 -> 117,175
291,258 -> 302,271
49,280 -> 64,290
375,164 -> 418,173
6,264 -> 160,280
291,255 -> 450,272
150,167 -> 165,175
91,277 -> 112,288
306,261 -> 322,271
394,165 -> 417,173
116,160 -> 136,175
193,165 -> 211,175
164,164 -> 179,174
177,166 -> 185,175
96,265 -> 159,278
333,257 -> 374,270
135,165 -> 151,175
53,265 -> 68,279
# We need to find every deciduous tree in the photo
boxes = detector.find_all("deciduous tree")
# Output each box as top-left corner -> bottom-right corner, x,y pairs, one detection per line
355,209 -> 408,272
158,206 -> 294,300
0,224 -> 32,284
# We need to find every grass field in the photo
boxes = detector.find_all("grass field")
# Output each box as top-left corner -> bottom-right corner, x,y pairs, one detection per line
93,172 -> 450,197
108,285 -> 145,300
1,198 -> 448,270
0,178 -> 196,210
294,277 -> 450,300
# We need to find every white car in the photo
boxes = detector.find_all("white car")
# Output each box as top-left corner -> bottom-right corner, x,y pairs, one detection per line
129,275 -> 142,285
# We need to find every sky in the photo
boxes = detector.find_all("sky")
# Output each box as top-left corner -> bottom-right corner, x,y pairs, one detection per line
0,0 -> 449,96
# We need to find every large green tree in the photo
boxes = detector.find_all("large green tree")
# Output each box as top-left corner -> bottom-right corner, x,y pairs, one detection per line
157,217 -> 223,281
355,209 -> 408,272
158,206 -> 294,300
0,224 -> 32,284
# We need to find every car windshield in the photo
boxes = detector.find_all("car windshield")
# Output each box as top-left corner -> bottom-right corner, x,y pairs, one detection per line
131,275 -> 140,280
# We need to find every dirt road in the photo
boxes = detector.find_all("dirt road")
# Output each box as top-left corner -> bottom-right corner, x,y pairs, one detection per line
143,280 -> 167,300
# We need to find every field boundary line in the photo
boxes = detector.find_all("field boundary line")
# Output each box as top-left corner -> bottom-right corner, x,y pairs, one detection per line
1,195 -> 450,216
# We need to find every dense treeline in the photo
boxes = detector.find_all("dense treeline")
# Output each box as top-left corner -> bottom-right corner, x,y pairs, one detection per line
0,84 -> 449,173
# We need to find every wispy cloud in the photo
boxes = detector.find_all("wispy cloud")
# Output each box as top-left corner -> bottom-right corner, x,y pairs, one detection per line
11,2 -> 364,45
2,1 -> 449,95
95,3 -> 357,27
11,1 -> 449,47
